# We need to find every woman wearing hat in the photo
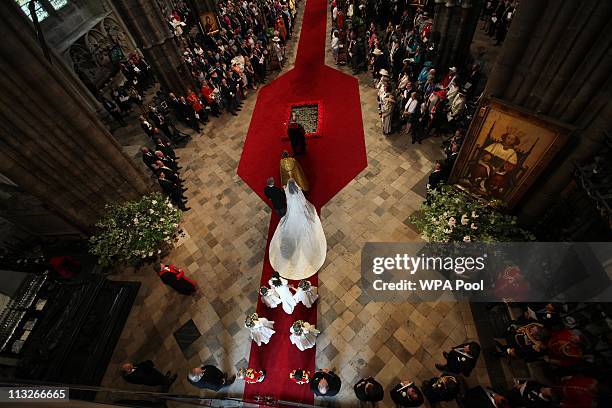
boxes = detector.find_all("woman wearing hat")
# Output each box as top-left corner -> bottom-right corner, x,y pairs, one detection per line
381,89 -> 396,135
372,47 -> 387,80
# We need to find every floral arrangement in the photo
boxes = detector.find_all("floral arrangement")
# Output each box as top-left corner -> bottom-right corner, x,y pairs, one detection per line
410,185 -> 535,242
290,104 -> 319,134
291,320 -> 304,336
89,193 -> 182,267
245,312 -> 259,328
297,280 -> 311,290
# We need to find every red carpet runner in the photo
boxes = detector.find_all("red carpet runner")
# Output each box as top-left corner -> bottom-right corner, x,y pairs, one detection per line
237,0 -> 367,403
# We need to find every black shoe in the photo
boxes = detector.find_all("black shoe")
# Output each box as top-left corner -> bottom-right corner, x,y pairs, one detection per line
231,112 -> 238,116
181,188 -> 188,192
181,206 -> 191,211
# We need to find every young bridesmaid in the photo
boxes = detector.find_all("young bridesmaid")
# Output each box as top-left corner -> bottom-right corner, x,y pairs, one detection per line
269,271 -> 297,314
259,286 -> 282,308
245,312 -> 275,346
293,279 -> 318,308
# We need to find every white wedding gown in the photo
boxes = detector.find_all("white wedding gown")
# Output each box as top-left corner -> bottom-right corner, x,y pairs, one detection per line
289,322 -> 320,351
247,317 -> 275,346
268,276 -> 297,314
269,180 -> 327,280
293,285 -> 319,308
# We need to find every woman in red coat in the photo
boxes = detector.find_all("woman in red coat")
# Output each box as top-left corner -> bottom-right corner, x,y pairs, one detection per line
156,263 -> 197,295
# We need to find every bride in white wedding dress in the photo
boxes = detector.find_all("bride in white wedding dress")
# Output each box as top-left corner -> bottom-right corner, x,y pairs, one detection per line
269,179 -> 326,280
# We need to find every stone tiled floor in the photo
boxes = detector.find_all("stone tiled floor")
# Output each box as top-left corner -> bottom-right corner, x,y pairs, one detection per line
99,4 -> 491,407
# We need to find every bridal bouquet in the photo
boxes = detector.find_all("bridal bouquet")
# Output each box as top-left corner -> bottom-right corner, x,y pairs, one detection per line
291,320 -> 305,336
89,193 -> 182,267
411,185 -> 535,243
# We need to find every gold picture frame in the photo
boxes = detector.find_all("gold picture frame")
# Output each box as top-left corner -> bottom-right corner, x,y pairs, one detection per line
200,11 -> 219,35
449,98 -> 574,209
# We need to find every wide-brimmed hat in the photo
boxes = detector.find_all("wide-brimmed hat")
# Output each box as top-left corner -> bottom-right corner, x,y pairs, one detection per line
379,69 -> 389,76
272,36 -> 281,42
372,48 -> 383,56
449,66 -> 457,72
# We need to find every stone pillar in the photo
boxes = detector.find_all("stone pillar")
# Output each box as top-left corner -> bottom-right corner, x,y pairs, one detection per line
465,0 -> 612,224
111,0 -> 193,93
0,1 -> 151,233
432,0 -> 480,69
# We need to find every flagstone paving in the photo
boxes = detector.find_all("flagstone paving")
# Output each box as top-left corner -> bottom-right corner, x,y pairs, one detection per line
99,5 -> 490,407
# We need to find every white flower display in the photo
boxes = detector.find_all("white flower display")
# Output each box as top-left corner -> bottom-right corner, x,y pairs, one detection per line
409,186 -> 535,243
89,193 -> 183,267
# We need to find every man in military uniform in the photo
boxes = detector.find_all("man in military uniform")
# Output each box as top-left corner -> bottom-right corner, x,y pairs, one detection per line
493,320 -> 547,362
508,380 -> 555,408
422,374 -> 460,404
435,341 -> 481,377
354,376 -> 384,403
390,380 -> 424,407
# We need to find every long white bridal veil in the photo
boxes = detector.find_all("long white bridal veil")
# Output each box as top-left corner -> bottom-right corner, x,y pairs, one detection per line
269,179 -> 327,280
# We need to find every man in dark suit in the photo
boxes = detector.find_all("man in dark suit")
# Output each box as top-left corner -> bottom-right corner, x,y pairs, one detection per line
220,78 -> 238,116
121,361 -> 176,390
141,147 -> 156,171
310,368 -> 341,397
264,177 -> 287,217
178,96 -> 201,131
187,365 -> 235,391
390,380 -> 424,407
427,161 -> 445,193
155,160 -> 183,186
155,138 -> 178,160
354,376 -> 384,403
287,113 -> 307,156
155,151 -> 181,172
435,341 -> 481,377
158,172 -> 190,211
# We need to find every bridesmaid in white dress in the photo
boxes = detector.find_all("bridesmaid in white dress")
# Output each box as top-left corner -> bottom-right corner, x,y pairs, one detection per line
245,312 -> 275,346
268,272 -> 297,314
289,320 -> 320,351
293,280 -> 318,308
260,286 -> 282,309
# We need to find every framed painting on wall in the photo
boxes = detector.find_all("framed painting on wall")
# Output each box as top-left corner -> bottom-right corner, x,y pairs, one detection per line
200,11 -> 219,34
449,98 -> 574,209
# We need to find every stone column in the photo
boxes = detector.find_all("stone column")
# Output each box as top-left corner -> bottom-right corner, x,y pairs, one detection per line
0,1 -> 151,233
111,0 -> 193,93
432,0 -> 480,69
